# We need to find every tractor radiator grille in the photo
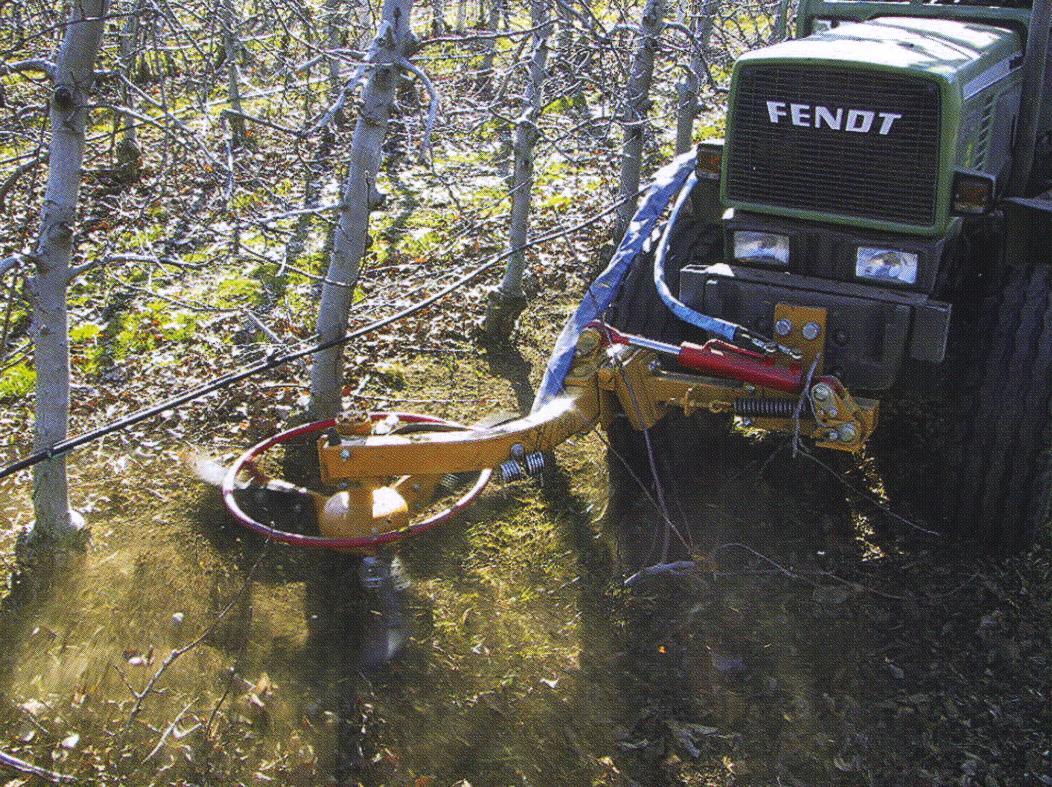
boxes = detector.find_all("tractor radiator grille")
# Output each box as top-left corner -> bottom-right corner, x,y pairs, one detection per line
725,65 -> 942,227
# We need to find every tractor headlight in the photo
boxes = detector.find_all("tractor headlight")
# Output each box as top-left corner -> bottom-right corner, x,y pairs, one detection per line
855,247 -> 918,285
734,231 -> 789,266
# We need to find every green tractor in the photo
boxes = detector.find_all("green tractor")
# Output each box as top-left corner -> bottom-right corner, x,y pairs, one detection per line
607,0 -> 1052,553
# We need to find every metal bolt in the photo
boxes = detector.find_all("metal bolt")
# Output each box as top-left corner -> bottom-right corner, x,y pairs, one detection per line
510,443 -> 525,459
802,322 -> 821,341
774,318 -> 792,337
811,383 -> 832,402
838,423 -> 858,443
648,358 -> 662,373
827,407 -> 838,418
340,448 -> 351,460
741,417 -> 754,427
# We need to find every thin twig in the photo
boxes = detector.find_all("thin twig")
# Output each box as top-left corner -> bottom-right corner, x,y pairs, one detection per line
141,698 -> 198,764
122,547 -> 267,736
0,749 -> 75,783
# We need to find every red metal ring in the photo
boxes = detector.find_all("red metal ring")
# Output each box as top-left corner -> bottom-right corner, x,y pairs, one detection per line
221,412 -> 492,550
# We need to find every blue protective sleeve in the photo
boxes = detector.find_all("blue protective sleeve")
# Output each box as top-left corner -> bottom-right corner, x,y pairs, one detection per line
652,172 -> 740,342
531,152 -> 697,412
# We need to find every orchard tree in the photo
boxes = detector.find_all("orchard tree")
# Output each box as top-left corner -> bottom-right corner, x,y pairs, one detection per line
482,0 -> 551,342
26,0 -> 110,543
309,0 -> 422,418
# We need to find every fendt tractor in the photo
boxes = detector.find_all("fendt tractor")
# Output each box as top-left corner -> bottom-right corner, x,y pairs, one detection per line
223,0 -> 1052,562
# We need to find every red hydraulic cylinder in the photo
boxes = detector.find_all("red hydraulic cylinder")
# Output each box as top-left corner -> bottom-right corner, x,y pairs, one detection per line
593,324 -> 803,394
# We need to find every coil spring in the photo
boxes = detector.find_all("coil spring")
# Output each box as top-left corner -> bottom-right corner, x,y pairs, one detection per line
734,397 -> 796,418
500,459 -> 524,482
524,452 -> 546,476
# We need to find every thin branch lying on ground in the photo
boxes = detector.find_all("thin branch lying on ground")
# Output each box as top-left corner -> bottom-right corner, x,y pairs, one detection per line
0,748 -> 74,783
121,547 -> 268,737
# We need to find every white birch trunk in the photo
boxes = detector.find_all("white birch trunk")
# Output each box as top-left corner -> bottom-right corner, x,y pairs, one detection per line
614,0 -> 665,240
431,0 -> 447,34
476,0 -> 503,97
675,10 -> 705,154
222,0 -> 246,146
482,0 -> 549,341
325,0 -> 344,102
698,0 -> 717,62
352,0 -> 372,50
116,0 -> 142,182
308,0 -> 418,419
28,0 -> 109,541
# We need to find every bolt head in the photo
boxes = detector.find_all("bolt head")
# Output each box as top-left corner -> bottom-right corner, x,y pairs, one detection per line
811,383 -> 832,402
511,443 -> 525,459
774,318 -> 792,337
648,358 -> 662,373
838,424 -> 858,443
340,448 -> 351,460
802,322 -> 821,341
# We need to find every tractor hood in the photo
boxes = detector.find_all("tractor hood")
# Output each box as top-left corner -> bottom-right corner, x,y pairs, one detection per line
736,17 -> 1022,96
723,17 -> 1025,236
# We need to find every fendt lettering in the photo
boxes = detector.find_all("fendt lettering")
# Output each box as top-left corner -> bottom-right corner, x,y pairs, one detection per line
765,101 -> 902,134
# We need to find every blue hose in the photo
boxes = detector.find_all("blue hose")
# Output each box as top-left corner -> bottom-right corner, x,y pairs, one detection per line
652,171 -> 741,342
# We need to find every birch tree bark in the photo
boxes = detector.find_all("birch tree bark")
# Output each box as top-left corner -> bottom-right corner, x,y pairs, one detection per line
115,0 -> 143,183
308,0 -> 419,419
431,0 -> 447,34
482,0 -> 550,342
352,0 -> 373,51
476,0 -> 504,97
221,0 -> 246,147
675,8 -> 706,154
28,0 -> 109,541
324,0 -> 345,108
614,0 -> 665,241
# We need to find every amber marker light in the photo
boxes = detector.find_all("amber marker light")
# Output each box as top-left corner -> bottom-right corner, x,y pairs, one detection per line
952,171 -> 996,215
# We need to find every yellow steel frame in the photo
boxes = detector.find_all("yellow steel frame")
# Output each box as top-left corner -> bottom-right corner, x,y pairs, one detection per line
312,326 -> 879,545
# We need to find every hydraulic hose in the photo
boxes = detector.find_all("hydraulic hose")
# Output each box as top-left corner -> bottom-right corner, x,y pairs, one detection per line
653,172 -> 777,352
653,171 -> 738,341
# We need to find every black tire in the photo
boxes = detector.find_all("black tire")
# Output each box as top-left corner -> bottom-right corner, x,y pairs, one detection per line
875,254 -> 1052,554
936,262 -> 1052,553
604,198 -> 728,529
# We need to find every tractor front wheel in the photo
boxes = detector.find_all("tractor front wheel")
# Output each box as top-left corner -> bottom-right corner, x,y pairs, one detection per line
603,208 -> 730,547
879,258 -> 1052,553
932,262 -> 1052,553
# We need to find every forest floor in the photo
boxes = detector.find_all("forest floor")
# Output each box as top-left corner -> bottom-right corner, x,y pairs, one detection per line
0,279 -> 1049,785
